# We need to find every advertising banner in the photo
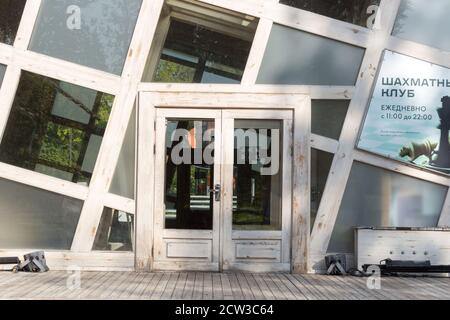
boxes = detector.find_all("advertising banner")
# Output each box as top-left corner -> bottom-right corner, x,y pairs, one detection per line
358,50 -> 450,173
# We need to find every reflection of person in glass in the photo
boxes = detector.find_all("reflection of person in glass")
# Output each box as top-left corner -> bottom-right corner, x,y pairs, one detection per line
399,96 -> 450,173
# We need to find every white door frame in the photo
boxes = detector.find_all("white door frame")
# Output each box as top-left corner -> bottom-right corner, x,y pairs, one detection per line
135,84 -> 311,273
221,109 -> 293,273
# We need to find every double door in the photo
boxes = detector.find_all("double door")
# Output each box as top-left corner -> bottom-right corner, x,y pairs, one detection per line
151,108 -> 293,272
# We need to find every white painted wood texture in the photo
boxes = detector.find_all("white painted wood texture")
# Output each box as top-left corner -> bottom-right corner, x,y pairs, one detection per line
356,229 -> 450,270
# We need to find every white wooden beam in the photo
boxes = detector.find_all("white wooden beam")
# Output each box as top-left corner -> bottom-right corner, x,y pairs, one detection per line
291,96 -> 311,273
104,193 -> 136,215
0,162 -> 89,200
13,0 -> 42,50
135,95 -> 155,271
309,0 -> 402,271
241,17 -> 273,84
138,83 -> 354,99
354,150 -> 450,187
71,0 -> 165,254
311,134 -> 339,154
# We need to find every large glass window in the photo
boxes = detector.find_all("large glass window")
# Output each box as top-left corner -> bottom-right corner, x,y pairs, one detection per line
312,100 -> 350,140
311,149 -> 334,231
152,20 -> 253,84
328,162 -> 447,253
0,0 -> 26,45
279,0 -> 381,28
0,178 -> 83,250
0,64 -> 6,86
29,0 -> 142,75
257,24 -> 365,85
393,0 -> 450,52
0,71 -> 114,185
110,108 -> 135,199
93,207 -> 134,251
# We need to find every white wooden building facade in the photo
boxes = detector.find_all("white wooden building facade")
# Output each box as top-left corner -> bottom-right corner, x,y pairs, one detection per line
0,0 -> 449,273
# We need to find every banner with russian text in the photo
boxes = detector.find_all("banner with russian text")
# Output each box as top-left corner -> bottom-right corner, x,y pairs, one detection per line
358,50 -> 450,173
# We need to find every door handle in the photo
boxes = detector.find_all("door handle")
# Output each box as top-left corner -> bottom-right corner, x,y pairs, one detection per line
208,184 -> 221,201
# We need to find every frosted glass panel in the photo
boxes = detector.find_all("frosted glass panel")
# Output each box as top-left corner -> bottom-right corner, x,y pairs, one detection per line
0,64 -> 5,86
110,108 -> 135,199
328,162 -> 447,253
0,178 -> 83,249
0,0 -> 26,45
257,24 -> 365,85
393,0 -> 450,52
312,100 -> 349,140
29,0 -> 142,75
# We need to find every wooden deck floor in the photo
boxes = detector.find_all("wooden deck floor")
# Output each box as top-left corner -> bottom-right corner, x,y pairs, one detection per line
0,271 -> 449,300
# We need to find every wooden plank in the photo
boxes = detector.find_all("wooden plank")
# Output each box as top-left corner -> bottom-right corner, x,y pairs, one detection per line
58,271 -> 99,299
161,273 -> 180,299
227,273 -> 244,300
236,273 -> 254,300
27,272 -> 69,299
295,275 -> 332,300
276,274 -> 307,300
253,274 -> 276,300
138,83 -> 354,100
244,273 -> 265,300
284,274 -> 321,300
151,273 -> 171,300
332,275 -> 386,300
291,98 -> 311,273
109,272 -> 141,299
128,273 -> 155,299
98,272 -> 131,299
396,277 -> 444,300
203,273 -> 214,300
192,272 -> 204,300
182,273 -> 196,300
262,273 -> 286,300
70,271 -> 111,300
212,273 -> 224,300
241,18 -> 273,85
318,275 -> 361,300
138,272 -> 162,300
172,272 -> 188,300
267,273 -> 293,300
118,272 -> 148,299
220,274 -> 234,300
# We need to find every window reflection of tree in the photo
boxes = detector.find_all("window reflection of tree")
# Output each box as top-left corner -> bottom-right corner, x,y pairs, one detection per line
154,20 -> 252,83
0,72 -> 113,184
280,0 -> 381,27
0,0 -> 26,45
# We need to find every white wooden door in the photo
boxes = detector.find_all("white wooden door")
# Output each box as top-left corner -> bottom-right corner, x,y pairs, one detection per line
221,110 -> 293,272
153,108 -> 222,271
151,108 -> 294,272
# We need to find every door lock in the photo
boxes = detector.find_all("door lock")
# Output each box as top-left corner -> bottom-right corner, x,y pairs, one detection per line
208,184 -> 221,201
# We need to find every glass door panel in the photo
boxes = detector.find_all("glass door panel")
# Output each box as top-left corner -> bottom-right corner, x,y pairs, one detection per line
233,120 -> 283,231
153,109 -> 221,271
164,119 -> 215,230
222,110 -> 293,272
